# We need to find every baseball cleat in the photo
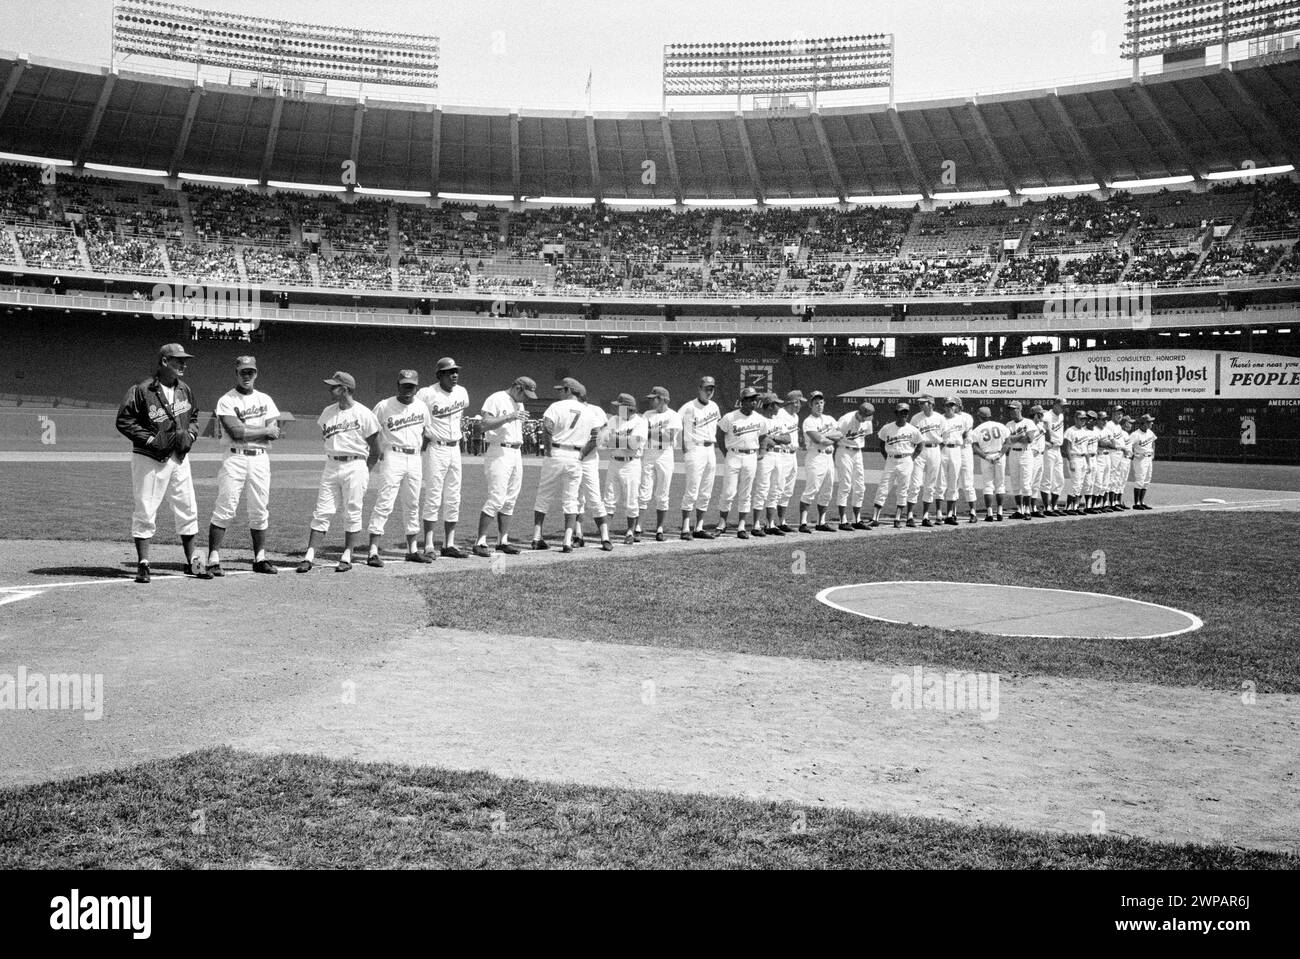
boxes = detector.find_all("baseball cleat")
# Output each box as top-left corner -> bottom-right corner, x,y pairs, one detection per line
737,529 -> 750,540
336,560 -> 353,572
798,523 -> 812,533
189,554 -> 210,579
920,519 -> 933,528
752,527 -> 766,537
1019,513 -> 1032,521
472,545 -> 492,558
691,530 -> 710,540
984,514 -> 994,522
906,519 -> 917,528
968,514 -> 978,524
367,554 -> 385,568
496,543 -> 521,555
680,531 -> 692,541
655,531 -> 666,542
209,562 -> 225,577
768,526 -> 785,536
573,536 -> 586,548
531,539 -> 549,551
893,519 -> 901,529
779,524 -> 794,534
135,562 -> 151,584
601,540 -> 615,552
852,522 -> 870,531
837,523 -> 853,532
944,517 -> 959,526
405,552 -> 433,563
624,532 -> 636,546
995,513 -> 1004,521
561,543 -> 573,553
815,523 -> 834,532
440,546 -> 468,559
295,560 -> 313,573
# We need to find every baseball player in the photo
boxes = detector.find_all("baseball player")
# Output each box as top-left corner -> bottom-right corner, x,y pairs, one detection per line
418,357 -> 470,558
834,400 -> 875,530
1129,413 -> 1157,509
531,377 -> 609,552
750,393 -> 786,536
1084,411 -> 1106,513
365,370 -> 434,567
771,391 -> 804,532
970,405 -> 1010,521
953,397 -> 978,523
716,386 -> 768,538
870,402 -> 922,528
297,371 -> 380,573
1005,400 -> 1036,520
798,390 -> 842,532
1100,404 -> 1127,512
1113,415 -> 1135,509
637,386 -> 681,542
1062,409 -> 1091,515
935,397 -> 967,526
472,376 -> 538,557
600,393 -> 648,545
1041,397 -> 1067,516
905,395 -> 944,526
678,376 -> 721,539
1027,405 -> 1048,518
115,343 -> 204,584
201,355 -> 281,577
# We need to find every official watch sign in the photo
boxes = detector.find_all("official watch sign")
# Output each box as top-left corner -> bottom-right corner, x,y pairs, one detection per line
841,349 -> 1300,401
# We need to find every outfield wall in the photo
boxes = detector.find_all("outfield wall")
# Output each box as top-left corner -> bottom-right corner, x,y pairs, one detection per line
5,311 -> 1298,461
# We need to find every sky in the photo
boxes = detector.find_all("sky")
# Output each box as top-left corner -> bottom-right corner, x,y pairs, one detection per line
1,0 -> 1138,110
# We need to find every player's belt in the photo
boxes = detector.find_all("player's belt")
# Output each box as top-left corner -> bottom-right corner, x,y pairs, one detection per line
1010,447 -> 1026,452
389,444 -> 416,454
648,445 -> 672,450
729,448 -> 758,454
610,453 -> 641,461
941,443 -> 961,448
428,439 -> 459,447
493,442 -> 522,449
890,454 -> 910,459
328,454 -> 364,462
922,443 -> 939,448
554,443 -> 585,451
689,441 -> 715,447
772,447 -> 795,453
229,447 -> 265,455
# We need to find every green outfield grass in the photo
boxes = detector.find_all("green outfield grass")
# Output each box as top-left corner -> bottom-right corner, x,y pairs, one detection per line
418,513 -> 1300,694
1,747 -> 1290,869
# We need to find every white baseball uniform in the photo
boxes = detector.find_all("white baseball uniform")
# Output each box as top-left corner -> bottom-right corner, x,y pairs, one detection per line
1027,420 -> 1047,497
367,396 -> 432,537
719,409 -> 767,515
312,402 -> 380,534
935,413 -> 966,501
875,422 -> 922,507
481,389 -> 526,518
1042,408 -> 1066,496
906,410 -> 944,504
1064,424 -> 1091,497
753,415 -> 781,511
1101,419 -> 1126,493
639,407 -> 681,513
534,397 -> 604,516
769,407 -> 801,508
834,411 -> 873,509
210,387 -> 280,531
957,409 -> 977,503
679,398 -> 721,512
417,382 -> 469,524
601,411 -> 648,518
1113,428 -> 1134,493
1130,427 -> 1157,488
971,420 -> 1010,495
1084,427 -> 1105,495
799,412 -> 838,508
1005,416 -> 1036,497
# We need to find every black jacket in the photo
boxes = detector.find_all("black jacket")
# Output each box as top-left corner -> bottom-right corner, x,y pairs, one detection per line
116,376 -> 201,463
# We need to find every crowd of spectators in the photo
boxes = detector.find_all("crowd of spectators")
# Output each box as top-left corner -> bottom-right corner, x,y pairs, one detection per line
85,232 -> 167,275
994,255 -> 1059,290
509,206 -> 605,258
1196,243 -> 1284,280
786,260 -> 851,294
398,204 -> 501,258
707,264 -> 780,294
605,208 -> 713,261
628,265 -> 705,293
317,252 -> 392,289
807,208 -> 909,257
187,184 -> 291,245
241,246 -> 312,284
0,164 -> 50,225
852,260 -> 920,295
397,257 -> 473,291
1124,249 -> 1201,284
15,228 -> 82,270
912,258 -> 996,293
315,199 -> 392,254
167,243 -> 242,283
1026,193 -> 1142,251
57,177 -> 184,239
1242,179 -> 1300,238
1058,250 -> 1128,286
554,260 -> 624,292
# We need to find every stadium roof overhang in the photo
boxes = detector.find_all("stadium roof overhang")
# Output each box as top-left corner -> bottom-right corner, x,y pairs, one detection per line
1,47 -> 1298,200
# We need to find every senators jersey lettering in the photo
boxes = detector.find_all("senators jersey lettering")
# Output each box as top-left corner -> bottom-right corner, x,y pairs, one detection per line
835,411 -> 874,449
910,411 -> 944,444
680,399 -> 721,448
1043,409 -> 1066,446
878,421 -> 923,456
416,383 -> 470,442
802,413 -> 838,455
1063,425 -> 1090,455
1006,417 -> 1035,448
1029,420 -> 1047,453
720,409 -> 767,452
1130,428 -> 1157,457
936,415 -> 966,446
372,396 -> 432,449
768,408 -> 799,449
318,402 -> 380,457
643,409 -> 682,450
600,412 -> 648,451
481,390 -> 524,445
215,388 -> 280,449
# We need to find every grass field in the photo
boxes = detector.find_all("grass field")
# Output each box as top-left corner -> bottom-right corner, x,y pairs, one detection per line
1,747 -> 1291,869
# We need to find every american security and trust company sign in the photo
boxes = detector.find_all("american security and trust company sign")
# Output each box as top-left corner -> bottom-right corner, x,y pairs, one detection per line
841,349 -> 1300,401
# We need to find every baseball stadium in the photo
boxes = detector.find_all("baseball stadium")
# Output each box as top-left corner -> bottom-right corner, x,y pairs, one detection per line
1,0 -> 1299,888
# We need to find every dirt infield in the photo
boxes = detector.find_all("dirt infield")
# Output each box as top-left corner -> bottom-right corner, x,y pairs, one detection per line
2,534 -> 1297,853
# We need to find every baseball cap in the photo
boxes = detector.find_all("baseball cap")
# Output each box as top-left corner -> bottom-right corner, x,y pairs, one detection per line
645,386 -> 671,401
943,396 -> 958,406
513,376 -> 538,398
1008,400 -> 1023,409
785,390 -> 805,404
977,406 -> 992,418
324,371 -> 356,390
918,395 -> 935,404
1138,413 -> 1152,422
1052,396 -> 1067,405
809,390 -> 825,400
554,377 -> 586,398
1111,403 -> 1125,411
435,357 -> 460,374
1122,415 -> 1134,424
859,401 -> 875,414
1086,411 -> 1099,420
1028,404 -> 1044,415
1073,409 -> 1086,417
235,355 -> 257,371
611,392 -> 638,409
699,376 -> 717,388
398,369 -> 419,385
159,343 -> 194,360
739,387 -> 760,400
895,402 -> 910,413
762,393 -> 781,407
